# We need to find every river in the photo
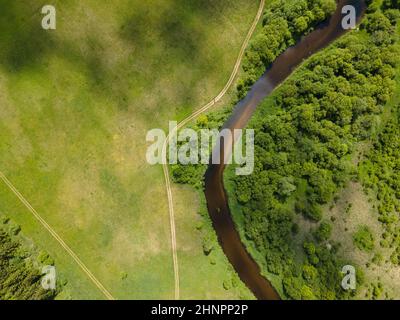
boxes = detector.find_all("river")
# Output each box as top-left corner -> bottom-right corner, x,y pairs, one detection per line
204,0 -> 366,300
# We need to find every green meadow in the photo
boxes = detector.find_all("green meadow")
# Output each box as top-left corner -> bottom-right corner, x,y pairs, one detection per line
0,0 -> 258,299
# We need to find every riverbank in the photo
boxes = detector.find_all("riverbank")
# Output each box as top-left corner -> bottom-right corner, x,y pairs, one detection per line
224,0 -> 400,299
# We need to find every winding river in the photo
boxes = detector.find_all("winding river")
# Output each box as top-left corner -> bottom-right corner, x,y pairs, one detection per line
204,0 -> 366,300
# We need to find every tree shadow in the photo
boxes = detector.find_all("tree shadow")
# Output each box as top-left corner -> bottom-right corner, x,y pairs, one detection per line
0,1 -> 56,72
1,0 -> 234,114
120,0 -> 226,65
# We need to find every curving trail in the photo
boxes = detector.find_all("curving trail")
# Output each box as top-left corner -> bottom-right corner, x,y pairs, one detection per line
161,0 -> 265,300
0,171 -> 115,300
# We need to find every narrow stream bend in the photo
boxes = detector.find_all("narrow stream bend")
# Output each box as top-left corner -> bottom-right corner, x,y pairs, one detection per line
204,0 -> 366,300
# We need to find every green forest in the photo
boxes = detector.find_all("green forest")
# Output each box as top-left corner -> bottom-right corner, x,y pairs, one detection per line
229,0 -> 400,299
2,0 -> 400,301
359,103 -> 400,266
237,0 -> 336,100
172,0 -> 400,299
172,0 -> 339,185
0,216 -> 59,300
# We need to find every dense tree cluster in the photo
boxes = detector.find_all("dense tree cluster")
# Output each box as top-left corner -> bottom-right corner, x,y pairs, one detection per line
230,2 -> 400,299
359,104 -> 400,265
313,221 -> 332,243
358,3 -> 400,267
0,218 -> 57,300
172,0 -> 400,299
172,0 -> 338,188
237,0 -> 336,100
353,226 -> 375,252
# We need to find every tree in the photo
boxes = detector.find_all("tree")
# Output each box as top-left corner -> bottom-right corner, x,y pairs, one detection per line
313,222 -> 332,242
353,226 -> 375,252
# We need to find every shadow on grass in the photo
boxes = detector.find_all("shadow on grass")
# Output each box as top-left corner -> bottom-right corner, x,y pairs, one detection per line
1,0 -> 232,115
120,0 -> 226,64
0,1 -> 57,72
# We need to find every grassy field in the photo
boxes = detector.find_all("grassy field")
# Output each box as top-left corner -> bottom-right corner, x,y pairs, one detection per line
0,0 -> 258,299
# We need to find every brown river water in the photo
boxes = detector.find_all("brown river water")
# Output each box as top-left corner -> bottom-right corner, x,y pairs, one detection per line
204,0 -> 366,300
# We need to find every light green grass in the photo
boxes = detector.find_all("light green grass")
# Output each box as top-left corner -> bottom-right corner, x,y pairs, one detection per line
0,0 -> 259,299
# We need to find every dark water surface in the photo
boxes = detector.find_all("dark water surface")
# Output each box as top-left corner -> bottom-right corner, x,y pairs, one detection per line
204,0 -> 366,300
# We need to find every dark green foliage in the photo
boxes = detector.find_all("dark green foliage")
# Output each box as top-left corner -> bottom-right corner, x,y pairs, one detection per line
172,0 -> 400,299
0,224 -> 57,300
231,3 -> 400,299
313,222 -> 332,243
237,0 -> 336,100
170,108 -> 232,188
358,0 -> 400,262
171,0 -> 340,187
296,197 -> 323,221
353,226 -> 375,252
171,163 -> 205,187
382,0 -> 400,10
359,104 -> 400,264
369,282 -> 385,299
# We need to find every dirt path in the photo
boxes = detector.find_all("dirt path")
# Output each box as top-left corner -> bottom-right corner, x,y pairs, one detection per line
0,171 -> 115,300
161,0 -> 265,300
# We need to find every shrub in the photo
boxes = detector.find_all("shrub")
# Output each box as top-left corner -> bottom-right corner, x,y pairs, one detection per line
353,226 -> 375,252
313,222 -> 332,242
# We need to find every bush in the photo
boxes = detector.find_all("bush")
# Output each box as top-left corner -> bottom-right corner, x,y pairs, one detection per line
313,222 -> 332,242
353,226 -> 375,252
